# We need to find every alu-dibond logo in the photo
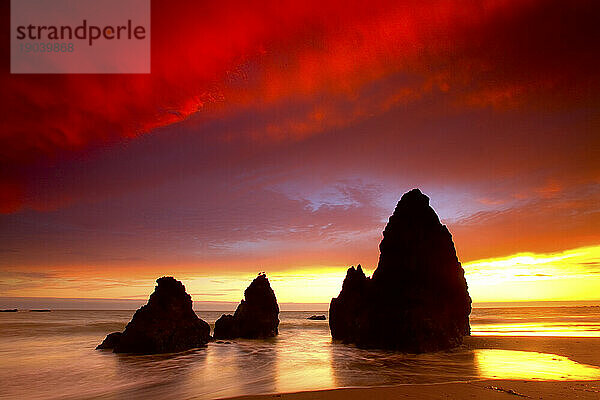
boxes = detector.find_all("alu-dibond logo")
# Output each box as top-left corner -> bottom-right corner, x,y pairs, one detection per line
11,0 -> 150,73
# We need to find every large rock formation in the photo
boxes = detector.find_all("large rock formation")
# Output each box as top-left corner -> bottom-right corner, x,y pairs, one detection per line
329,189 -> 471,352
96,277 -> 210,354
214,273 -> 279,339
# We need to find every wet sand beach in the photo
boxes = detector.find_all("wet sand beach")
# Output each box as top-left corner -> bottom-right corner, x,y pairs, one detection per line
225,335 -> 600,400
1,308 -> 599,400
224,379 -> 600,400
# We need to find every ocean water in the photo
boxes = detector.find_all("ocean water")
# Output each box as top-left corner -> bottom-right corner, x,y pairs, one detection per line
1,307 -> 600,400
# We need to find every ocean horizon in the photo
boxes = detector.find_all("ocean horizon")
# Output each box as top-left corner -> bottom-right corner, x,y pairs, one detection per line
2,298 -> 599,311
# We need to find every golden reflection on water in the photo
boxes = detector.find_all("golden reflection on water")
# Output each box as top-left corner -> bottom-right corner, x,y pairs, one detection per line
472,323 -> 600,337
274,331 -> 335,394
474,349 -> 600,381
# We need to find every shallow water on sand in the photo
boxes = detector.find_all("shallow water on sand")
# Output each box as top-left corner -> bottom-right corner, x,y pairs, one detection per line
1,307 -> 599,400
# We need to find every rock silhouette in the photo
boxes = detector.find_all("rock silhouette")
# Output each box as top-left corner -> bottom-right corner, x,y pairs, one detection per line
307,315 -> 326,320
96,332 -> 122,349
329,188 -> 471,352
214,273 -> 279,339
213,314 -> 239,339
97,277 -> 210,353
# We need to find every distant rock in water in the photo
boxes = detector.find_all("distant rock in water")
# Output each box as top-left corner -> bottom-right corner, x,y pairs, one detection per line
214,273 -> 279,339
0,309 -> 18,312
329,188 -> 471,352
307,315 -> 326,320
97,277 -> 210,354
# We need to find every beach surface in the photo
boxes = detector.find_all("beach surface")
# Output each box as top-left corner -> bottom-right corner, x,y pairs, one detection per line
1,308 -> 599,400
463,335 -> 600,367
225,335 -> 600,400
224,379 -> 600,400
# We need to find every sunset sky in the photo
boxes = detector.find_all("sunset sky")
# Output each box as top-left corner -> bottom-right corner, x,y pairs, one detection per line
1,0 -> 599,308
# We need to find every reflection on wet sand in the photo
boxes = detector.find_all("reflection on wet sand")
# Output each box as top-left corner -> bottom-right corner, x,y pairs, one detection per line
329,344 -> 600,388
112,348 -> 208,399
473,323 -> 600,337
196,339 -> 278,399
474,349 -> 600,381
3,310 -> 600,400
330,344 -> 480,387
275,327 -> 335,393
236,339 -> 278,395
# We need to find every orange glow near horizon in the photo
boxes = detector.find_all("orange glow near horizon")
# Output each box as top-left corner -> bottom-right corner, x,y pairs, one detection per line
463,245 -> 600,303
1,245 -> 599,306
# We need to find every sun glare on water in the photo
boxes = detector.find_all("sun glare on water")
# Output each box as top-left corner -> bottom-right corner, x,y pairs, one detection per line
475,349 -> 600,381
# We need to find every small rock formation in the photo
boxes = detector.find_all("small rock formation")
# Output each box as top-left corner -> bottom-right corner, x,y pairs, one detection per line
96,332 -> 122,349
97,277 -> 210,354
329,188 -> 471,352
0,309 -> 18,312
307,315 -> 326,320
213,314 -> 238,339
214,273 -> 279,339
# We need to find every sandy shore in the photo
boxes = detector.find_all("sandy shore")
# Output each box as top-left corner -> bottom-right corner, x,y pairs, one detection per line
463,335 -> 600,367
225,379 -> 600,400
224,336 -> 600,400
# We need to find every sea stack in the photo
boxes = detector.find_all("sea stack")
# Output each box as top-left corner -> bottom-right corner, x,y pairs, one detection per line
214,273 -> 279,339
329,188 -> 471,352
96,277 -> 210,354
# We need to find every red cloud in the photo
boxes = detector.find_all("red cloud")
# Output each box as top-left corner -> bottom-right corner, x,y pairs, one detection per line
2,0 -> 600,212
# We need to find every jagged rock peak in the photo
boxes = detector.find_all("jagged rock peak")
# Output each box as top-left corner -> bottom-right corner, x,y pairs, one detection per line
329,188 -> 471,353
147,276 -> 192,307
243,273 -> 277,306
96,276 -> 210,354
214,273 -> 280,339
